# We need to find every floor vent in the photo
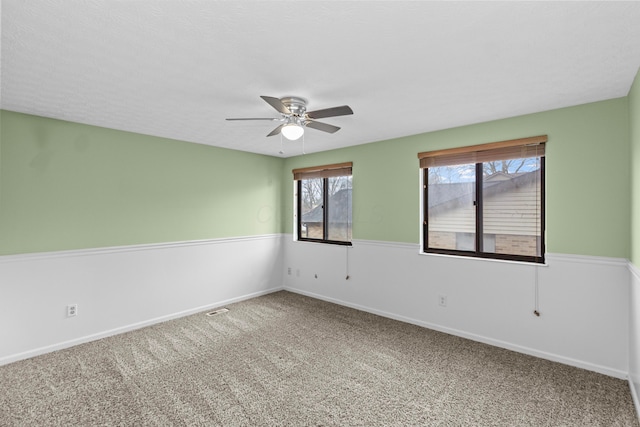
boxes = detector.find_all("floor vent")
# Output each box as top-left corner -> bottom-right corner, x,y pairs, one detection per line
206,308 -> 229,316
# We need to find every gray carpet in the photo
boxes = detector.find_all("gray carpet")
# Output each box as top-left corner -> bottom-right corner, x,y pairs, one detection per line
0,291 -> 637,426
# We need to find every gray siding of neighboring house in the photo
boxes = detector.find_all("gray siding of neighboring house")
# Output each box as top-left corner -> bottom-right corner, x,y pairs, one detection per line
428,172 -> 542,256
301,188 -> 352,240
429,180 -> 541,236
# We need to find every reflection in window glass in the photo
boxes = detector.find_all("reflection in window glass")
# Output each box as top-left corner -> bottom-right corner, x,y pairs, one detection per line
427,164 -> 476,251
327,176 -> 352,241
300,178 -> 323,239
482,157 -> 542,257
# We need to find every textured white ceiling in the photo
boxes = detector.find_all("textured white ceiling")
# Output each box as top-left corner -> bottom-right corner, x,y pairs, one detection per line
2,1 -> 640,157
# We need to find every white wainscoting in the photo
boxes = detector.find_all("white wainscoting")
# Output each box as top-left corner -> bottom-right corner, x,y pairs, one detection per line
630,262 -> 640,416
2,234 -> 633,386
283,236 -> 630,379
0,235 -> 284,365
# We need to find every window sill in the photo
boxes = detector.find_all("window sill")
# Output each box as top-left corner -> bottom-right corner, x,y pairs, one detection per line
419,251 -> 549,267
295,238 -> 352,247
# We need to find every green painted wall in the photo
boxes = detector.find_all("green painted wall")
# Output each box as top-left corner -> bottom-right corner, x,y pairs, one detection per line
631,68 -> 640,266
0,111 -> 284,255
284,98 -> 631,259
2,95 -> 632,259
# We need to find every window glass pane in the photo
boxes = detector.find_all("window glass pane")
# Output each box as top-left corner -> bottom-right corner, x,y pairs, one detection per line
327,176 -> 352,241
300,178 -> 324,239
455,232 -> 475,251
482,157 -> 542,257
427,164 -> 476,251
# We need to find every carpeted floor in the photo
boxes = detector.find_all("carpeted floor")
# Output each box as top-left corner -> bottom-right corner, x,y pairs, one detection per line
0,291 -> 638,426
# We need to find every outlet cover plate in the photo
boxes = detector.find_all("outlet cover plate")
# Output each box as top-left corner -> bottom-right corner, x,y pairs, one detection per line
438,295 -> 447,307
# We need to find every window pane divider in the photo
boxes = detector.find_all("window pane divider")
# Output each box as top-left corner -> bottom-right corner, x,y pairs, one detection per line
475,163 -> 483,253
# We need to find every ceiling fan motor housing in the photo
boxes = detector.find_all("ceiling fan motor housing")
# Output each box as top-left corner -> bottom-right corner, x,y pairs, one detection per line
280,96 -> 307,117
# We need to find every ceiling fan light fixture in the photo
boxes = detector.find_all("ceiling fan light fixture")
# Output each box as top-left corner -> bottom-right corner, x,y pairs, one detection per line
281,123 -> 304,140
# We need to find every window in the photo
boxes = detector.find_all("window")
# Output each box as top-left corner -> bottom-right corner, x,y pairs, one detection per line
293,162 -> 352,245
419,136 -> 546,263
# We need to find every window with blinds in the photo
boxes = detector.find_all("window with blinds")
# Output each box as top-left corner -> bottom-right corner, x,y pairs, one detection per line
293,162 -> 353,245
418,136 -> 546,263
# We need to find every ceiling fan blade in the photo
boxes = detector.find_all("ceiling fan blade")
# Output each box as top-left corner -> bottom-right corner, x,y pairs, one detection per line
226,118 -> 278,121
260,96 -> 292,115
267,124 -> 285,137
306,105 -> 353,120
305,120 -> 341,134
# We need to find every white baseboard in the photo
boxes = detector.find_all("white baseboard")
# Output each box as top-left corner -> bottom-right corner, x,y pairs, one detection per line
0,287 -> 283,366
631,379 -> 640,424
284,287 -> 627,380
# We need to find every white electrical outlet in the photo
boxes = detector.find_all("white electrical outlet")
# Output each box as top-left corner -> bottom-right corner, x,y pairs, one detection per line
287,267 -> 292,275
67,304 -> 78,317
438,295 -> 447,307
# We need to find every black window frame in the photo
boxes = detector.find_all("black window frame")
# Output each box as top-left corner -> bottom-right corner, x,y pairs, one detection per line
421,138 -> 546,264
294,163 -> 353,246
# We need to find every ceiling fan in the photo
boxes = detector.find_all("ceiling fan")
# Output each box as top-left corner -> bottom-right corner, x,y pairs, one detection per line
226,96 -> 353,140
